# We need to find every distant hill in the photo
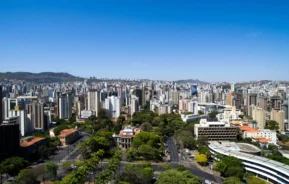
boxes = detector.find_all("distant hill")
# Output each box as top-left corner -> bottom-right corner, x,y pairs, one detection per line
0,72 -> 83,83
174,79 -> 208,84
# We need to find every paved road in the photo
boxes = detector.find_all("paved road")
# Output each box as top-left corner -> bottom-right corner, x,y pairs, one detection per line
166,136 -> 222,183
50,132 -> 90,163
166,136 -> 179,163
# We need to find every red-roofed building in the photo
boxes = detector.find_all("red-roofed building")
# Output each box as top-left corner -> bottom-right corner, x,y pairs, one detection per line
20,136 -> 47,161
59,128 -> 80,146
240,127 -> 277,145
113,126 -> 141,149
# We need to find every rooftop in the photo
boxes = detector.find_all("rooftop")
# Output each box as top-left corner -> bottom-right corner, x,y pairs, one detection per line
209,141 -> 289,182
239,126 -> 260,133
20,137 -> 45,147
60,128 -> 77,136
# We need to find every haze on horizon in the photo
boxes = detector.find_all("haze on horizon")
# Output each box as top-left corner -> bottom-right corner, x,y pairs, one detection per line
0,0 -> 289,82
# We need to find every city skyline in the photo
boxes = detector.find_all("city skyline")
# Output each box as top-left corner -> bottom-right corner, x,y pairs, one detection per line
1,0 -> 289,82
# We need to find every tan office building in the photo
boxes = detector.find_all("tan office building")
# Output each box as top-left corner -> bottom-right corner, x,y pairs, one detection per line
252,106 -> 266,129
271,110 -> 285,131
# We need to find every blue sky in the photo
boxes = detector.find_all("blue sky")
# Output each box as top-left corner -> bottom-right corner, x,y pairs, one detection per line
0,0 -> 289,82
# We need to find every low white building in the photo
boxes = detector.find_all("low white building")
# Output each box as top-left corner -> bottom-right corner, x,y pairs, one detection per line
242,127 -> 277,145
194,119 -> 237,140
217,106 -> 241,121
112,126 -> 141,149
80,110 -> 95,119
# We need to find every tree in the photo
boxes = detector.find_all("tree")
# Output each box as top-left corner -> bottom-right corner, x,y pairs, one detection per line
132,132 -> 160,148
215,156 -> 244,179
225,167 -> 244,179
88,115 -> 97,121
223,177 -> 242,184
208,111 -> 218,121
16,169 -> 38,184
265,120 -> 279,131
198,146 -> 211,159
69,115 -> 76,123
53,124 -> 69,136
44,162 -> 58,180
176,164 -> 186,171
116,163 -> 154,184
247,176 -> 266,184
0,157 -> 28,177
62,161 -> 73,171
198,110 -> 204,115
278,134 -> 289,143
141,122 -> 153,132
78,136 -> 110,159
195,154 -> 208,165
214,162 -> 227,174
156,169 -> 201,184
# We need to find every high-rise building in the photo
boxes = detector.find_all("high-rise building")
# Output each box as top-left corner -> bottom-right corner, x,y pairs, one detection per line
188,100 -> 198,115
75,101 -> 84,116
169,91 -> 179,105
26,102 -> 47,131
258,97 -> 269,111
9,108 -> 33,136
271,109 -> 285,131
130,95 -> 139,116
191,85 -> 198,96
58,93 -> 72,119
105,96 -> 120,118
135,88 -> 143,106
252,106 -> 266,129
281,102 -> 288,120
0,117 -> 20,161
226,92 -> 234,106
2,98 -> 20,120
247,93 -> 257,115
0,86 -> 2,122
231,83 -> 236,92
87,90 -> 100,115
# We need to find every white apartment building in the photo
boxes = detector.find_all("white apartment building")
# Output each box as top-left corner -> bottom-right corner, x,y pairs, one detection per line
2,98 -> 20,120
130,95 -> 139,116
105,96 -> 120,118
187,100 -> 198,115
59,94 -> 71,119
9,109 -> 33,136
87,90 -> 100,115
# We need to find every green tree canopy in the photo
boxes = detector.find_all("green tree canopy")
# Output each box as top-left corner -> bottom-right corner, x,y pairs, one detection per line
140,122 -> 153,132
116,163 -> 154,184
214,156 -> 244,179
208,111 -> 218,121
223,177 -> 242,184
132,132 -> 161,148
44,162 -> 58,180
0,157 -> 28,176
265,120 -> 279,130
247,176 -> 266,184
16,169 -> 39,184
53,124 -> 69,136
156,169 -> 202,184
